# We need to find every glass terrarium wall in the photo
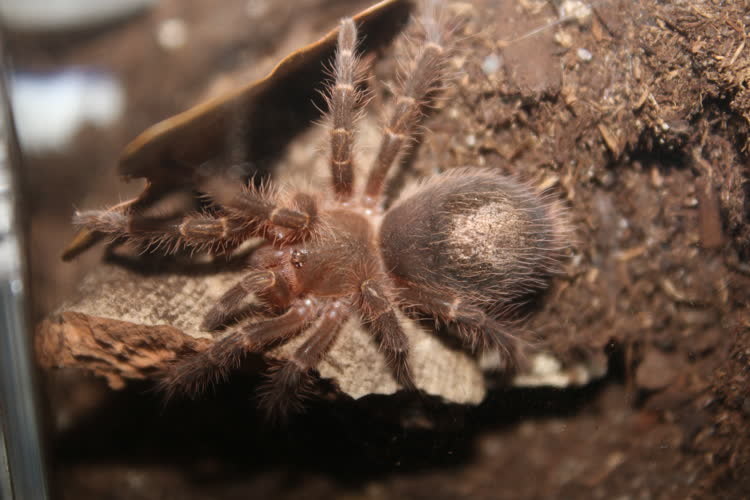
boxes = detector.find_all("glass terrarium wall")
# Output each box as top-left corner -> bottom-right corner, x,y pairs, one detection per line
0,38 -> 49,500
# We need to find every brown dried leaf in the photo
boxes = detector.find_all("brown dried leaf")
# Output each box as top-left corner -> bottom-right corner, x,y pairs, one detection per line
62,0 -> 414,260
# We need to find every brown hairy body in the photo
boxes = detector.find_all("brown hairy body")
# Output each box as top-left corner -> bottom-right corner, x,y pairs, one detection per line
74,2 -> 569,419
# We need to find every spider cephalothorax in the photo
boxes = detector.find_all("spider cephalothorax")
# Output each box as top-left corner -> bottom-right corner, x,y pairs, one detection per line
75,4 -> 569,417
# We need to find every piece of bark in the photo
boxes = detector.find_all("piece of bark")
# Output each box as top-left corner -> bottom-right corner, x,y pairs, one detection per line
36,311 -> 210,390
36,261 -> 486,403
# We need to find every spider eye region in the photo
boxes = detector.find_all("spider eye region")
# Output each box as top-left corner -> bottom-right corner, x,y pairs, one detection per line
291,249 -> 308,268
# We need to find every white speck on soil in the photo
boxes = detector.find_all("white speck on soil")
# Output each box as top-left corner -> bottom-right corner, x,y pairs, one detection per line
157,18 -> 188,50
577,47 -> 593,62
481,53 -> 502,75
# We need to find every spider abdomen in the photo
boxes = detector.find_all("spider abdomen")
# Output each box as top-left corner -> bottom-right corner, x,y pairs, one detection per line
379,168 -> 568,313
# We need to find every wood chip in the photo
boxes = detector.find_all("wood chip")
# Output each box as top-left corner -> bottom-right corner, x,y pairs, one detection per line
635,350 -> 681,391
598,123 -> 621,156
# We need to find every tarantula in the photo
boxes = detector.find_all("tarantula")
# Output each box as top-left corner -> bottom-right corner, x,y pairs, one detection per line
75,5 -> 568,417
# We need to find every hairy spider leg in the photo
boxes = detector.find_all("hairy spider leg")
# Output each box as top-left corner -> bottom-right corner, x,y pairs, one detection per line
258,300 -> 350,420
357,279 -> 416,390
362,7 -> 450,206
160,297 -> 320,399
326,18 -> 367,201
202,270 -> 279,331
74,188 -> 318,253
398,287 -> 523,372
